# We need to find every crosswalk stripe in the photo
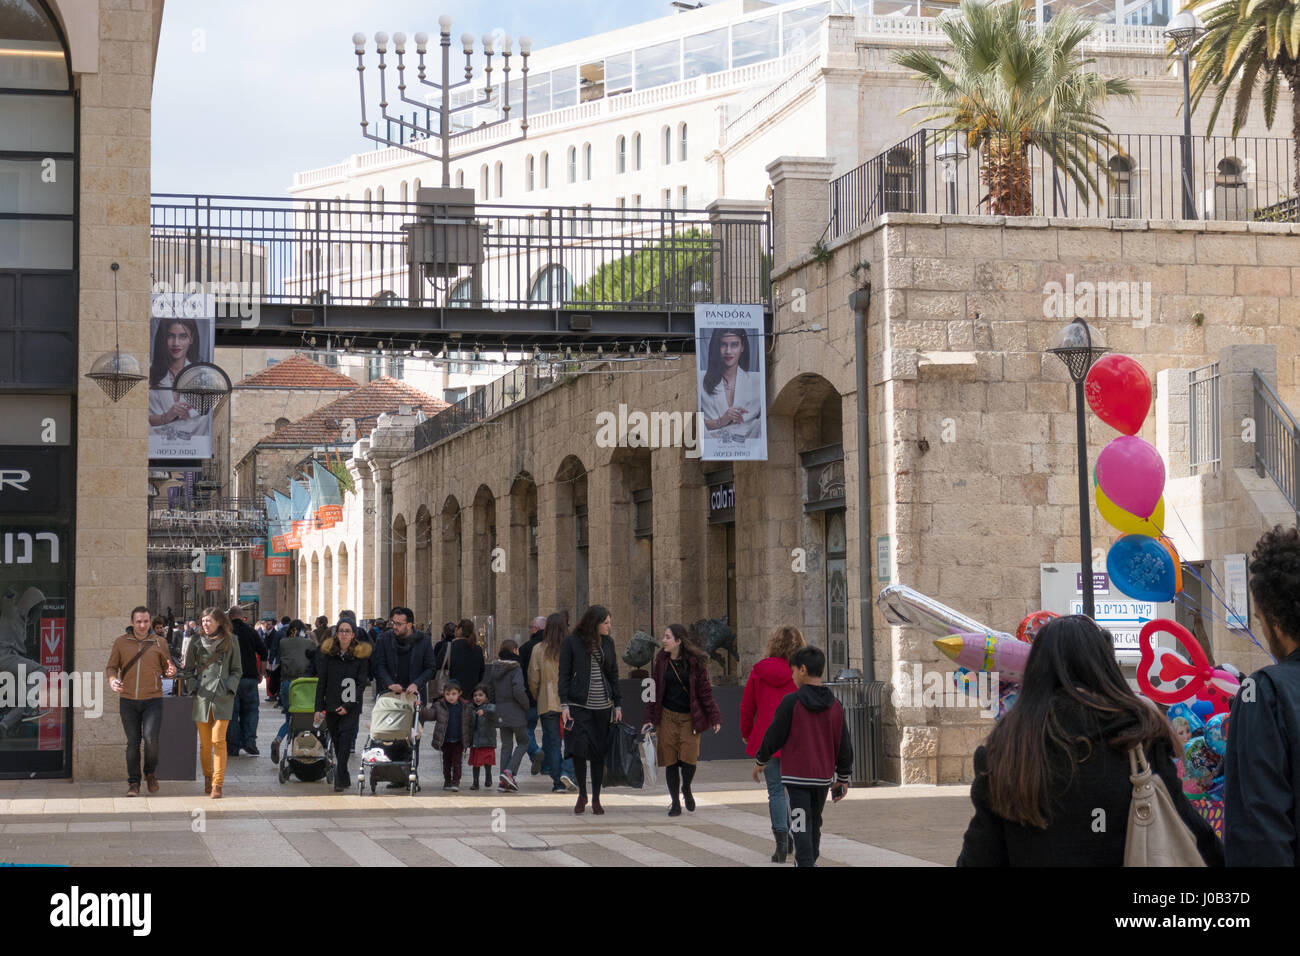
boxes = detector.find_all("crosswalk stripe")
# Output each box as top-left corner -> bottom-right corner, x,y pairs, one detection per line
585,832 -> 694,867
705,808 -> 939,867
532,849 -> 591,867
324,830 -> 407,867
647,825 -> 770,866
416,837 -> 501,867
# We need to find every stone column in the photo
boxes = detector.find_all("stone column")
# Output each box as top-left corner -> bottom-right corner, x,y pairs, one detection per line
766,156 -> 835,277
706,198 -> 769,305
369,459 -> 393,617
1156,368 -> 1191,477
1218,343 -> 1277,471
588,462 -> 631,658
652,452 -> 705,628
347,451 -> 373,619
536,479 -> 564,619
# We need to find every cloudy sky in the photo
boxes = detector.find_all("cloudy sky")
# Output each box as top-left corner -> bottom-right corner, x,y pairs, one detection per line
151,0 -> 669,197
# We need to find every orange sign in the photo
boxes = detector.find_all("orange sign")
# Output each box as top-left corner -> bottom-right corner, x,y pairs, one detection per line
272,534 -> 288,553
252,543 -> 266,560
204,577 -> 223,591
266,556 -> 292,576
315,505 -> 343,528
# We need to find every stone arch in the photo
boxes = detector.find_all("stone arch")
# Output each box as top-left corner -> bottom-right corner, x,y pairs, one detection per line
298,556 -> 308,620
610,446 -> 654,639
309,552 -> 320,619
323,546 -> 334,622
439,496 -> 462,620
471,484 -> 497,640
413,505 -> 433,626
391,512 -> 407,611
509,472 -> 539,631
337,541 -> 350,620
554,456 -> 588,620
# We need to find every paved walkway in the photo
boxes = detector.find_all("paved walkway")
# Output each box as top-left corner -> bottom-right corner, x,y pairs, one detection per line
0,696 -> 974,866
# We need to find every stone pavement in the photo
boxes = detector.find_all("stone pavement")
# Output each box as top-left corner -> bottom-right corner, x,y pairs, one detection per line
0,696 -> 974,866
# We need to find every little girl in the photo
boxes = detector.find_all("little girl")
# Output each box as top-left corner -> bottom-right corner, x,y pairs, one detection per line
468,684 -> 498,790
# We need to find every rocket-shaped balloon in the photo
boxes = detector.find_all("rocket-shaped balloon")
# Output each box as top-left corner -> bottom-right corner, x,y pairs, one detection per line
934,633 -> 1032,678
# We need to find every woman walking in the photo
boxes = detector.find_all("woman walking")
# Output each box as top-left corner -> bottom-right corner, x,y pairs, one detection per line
447,618 -> 486,694
558,605 -> 622,814
740,625 -> 804,862
528,613 -> 577,793
956,615 -> 1223,866
182,607 -> 241,799
642,624 -> 721,816
314,617 -> 372,792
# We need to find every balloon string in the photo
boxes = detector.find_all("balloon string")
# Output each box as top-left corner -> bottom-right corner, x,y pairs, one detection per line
1172,591 -> 1273,662
1177,561 -> 1264,648
1165,501 -> 1233,599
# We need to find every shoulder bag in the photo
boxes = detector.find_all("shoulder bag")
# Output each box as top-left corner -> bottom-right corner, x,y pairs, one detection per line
1123,744 -> 1206,867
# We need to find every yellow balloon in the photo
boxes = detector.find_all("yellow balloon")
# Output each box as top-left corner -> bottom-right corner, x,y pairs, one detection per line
1096,484 -> 1164,536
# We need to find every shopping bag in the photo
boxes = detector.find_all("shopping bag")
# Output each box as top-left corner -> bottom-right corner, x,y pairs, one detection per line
602,721 -> 645,788
640,731 -> 658,788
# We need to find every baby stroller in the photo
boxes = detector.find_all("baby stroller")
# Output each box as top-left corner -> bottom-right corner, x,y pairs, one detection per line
277,677 -> 336,786
358,691 -> 421,795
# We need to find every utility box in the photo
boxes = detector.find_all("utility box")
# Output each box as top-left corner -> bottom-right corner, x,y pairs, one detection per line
404,186 -> 485,280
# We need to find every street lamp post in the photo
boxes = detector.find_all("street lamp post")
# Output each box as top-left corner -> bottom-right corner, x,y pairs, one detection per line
1165,11 -> 1205,221
1047,319 -> 1109,619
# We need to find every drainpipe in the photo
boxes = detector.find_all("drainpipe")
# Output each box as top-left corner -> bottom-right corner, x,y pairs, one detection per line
850,282 -> 874,682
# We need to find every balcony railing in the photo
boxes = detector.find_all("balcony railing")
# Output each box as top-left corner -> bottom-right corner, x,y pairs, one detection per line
1253,370 -> 1300,522
1188,363 -> 1220,476
148,496 -> 268,552
415,363 -> 560,450
826,129 -> 1297,242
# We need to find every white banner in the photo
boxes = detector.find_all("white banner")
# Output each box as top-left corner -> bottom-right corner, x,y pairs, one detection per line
694,304 -> 767,461
147,294 -> 215,460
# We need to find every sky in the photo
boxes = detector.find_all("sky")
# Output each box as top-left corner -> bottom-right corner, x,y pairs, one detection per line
150,0 -> 671,197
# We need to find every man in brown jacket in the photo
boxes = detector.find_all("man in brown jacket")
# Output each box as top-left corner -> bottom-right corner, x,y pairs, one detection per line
106,606 -> 178,796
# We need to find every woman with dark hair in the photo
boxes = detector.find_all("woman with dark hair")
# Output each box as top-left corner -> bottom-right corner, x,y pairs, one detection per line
148,318 -> 207,432
957,615 -> 1223,866
181,606 -> 241,799
314,617 -> 372,792
529,613 -> 578,792
447,618 -> 486,694
642,623 -> 721,816
698,327 -> 762,438
741,624 -> 805,862
432,620 -> 456,671
559,605 -> 622,814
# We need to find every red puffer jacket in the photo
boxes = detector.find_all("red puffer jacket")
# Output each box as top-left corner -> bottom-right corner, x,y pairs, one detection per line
740,656 -> 796,758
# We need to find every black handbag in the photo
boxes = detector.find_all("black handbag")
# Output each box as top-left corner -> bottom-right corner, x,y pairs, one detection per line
602,721 -> 646,789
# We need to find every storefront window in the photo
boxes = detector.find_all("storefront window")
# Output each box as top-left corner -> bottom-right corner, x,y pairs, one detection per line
826,511 -> 848,671
684,27 -> 728,77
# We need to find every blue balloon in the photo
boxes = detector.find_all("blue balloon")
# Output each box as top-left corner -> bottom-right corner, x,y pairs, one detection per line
1106,533 -> 1176,602
1205,713 -> 1228,755
1191,699 -> 1214,720
1167,702 -> 1205,732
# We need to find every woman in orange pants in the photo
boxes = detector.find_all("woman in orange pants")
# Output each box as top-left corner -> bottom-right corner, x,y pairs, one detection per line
182,607 -> 241,798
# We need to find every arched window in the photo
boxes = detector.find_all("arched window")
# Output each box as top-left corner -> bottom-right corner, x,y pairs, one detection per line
399,181 -> 408,203
377,185 -> 384,205
1107,155 -> 1136,219
540,152 -> 549,189
661,125 -> 672,164
567,146 -> 577,183
633,132 -> 642,171
1213,156 -> 1248,220
0,0 -> 69,90
616,135 -> 626,174
525,155 -> 535,192
679,122 -> 688,162
583,143 -> 593,180
494,161 -> 504,197
528,265 -> 575,306
480,165 -> 489,200
364,187 -> 373,220
883,148 -> 916,213
455,169 -> 464,188
448,278 -> 474,307
413,177 -> 421,194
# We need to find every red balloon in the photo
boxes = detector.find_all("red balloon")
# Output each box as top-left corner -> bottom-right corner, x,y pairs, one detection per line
1085,354 -> 1151,435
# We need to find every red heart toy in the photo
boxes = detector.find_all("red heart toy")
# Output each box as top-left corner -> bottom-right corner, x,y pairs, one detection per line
1136,619 -> 1213,705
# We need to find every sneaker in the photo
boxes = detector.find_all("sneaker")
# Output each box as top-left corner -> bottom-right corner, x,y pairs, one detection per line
560,773 -> 578,793
145,774 -> 159,794
270,738 -> 281,764
450,784 -> 459,792
126,782 -> 140,797
502,771 -> 519,792
531,752 -> 544,775
470,782 -> 480,791
551,785 -> 567,793
442,784 -> 454,791
497,780 -> 508,792
244,744 -> 260,756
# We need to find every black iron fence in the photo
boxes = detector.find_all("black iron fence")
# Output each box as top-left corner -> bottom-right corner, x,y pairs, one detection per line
827,129 -> 1296,242
151,194 -> 771,311
1253,370 -> 1300,521
414,363 -> 560,449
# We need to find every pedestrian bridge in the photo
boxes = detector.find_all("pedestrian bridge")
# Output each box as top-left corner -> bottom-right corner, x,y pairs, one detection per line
150,193 -> 772,352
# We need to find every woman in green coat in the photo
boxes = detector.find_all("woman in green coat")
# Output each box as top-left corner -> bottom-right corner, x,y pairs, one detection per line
182,607 -> 241,799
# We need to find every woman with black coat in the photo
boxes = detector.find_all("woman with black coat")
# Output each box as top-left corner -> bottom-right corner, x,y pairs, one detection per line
447,618 -> 486,693
956,615 -> 1223,866
559,605 -> 622,815
314,617 -> 373,792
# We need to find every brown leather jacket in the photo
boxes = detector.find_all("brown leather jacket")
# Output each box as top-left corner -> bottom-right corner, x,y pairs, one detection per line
106,632 -> 176,701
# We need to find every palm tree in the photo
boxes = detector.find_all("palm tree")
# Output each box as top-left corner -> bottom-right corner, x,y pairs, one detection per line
895,0 -> 1135,215
1186,0 -> 1300,196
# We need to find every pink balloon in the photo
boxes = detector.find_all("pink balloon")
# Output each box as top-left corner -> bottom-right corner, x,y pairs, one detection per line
1096,436 -> 1165,519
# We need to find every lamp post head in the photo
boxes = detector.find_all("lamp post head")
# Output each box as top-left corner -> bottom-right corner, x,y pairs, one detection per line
519,36 -> 532,55
502,35 -> 513,55
461,32 -> 475,53
1164,10 -> 1205,54
373,31 -> 388,53
392,31 -> 407,54
438,14 -> 453,34
352,32 -> 367,53
482,33 -> 495,54
414,31 -> 429,53
1046,318 -> 1109,383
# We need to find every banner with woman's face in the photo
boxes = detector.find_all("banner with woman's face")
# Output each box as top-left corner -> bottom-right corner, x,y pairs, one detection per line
148,293 -> 215,460
694,304 -> 767,461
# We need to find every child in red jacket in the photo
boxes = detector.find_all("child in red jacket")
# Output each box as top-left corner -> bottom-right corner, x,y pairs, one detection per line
753,645 -> 853,868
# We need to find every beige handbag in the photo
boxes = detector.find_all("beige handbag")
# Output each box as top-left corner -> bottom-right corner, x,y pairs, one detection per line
1123,745 -> 1206,867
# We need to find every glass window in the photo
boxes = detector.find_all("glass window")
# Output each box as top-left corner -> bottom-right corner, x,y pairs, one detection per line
527,70 -> 551,116
616,135 -> 626,174
605,52 -> 633,97
583,143 -> 592,180
680,185 -> 688,208
579,60 -> 605,102
782,3 -> 830,55
480,165 -> 488,199
635,39 -> 681,90
552,66 -> 578,109
508,75 -> 525,118
662,126 -> 671,164
732,16 -> 779,68
449,278 -> 473,307
684,27 -> 728,77
540,152 -> 549,189
0,94 -> 74,151
0,158 -> 73,214
494,161 -> 503,197
633,132 -> 642,170
528,265 -> 575,306
0,0 -> 69,90
0,219 -> 73,268
526,155 -> 535,192
680,123 -> 688,162
567,146 -> 577,183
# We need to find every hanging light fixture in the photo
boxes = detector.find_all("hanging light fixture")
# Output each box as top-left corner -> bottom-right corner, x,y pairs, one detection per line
85,262 -> 145,402
173,361 -> 233,415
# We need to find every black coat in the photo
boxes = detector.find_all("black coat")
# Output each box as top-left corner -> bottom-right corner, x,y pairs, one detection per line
557,632 -> 621,709
313,635 -> 373,717
447,638 -> 485,694
957,704 -> 1223,867
1224,649 -> 1300,866
231,618 -> 267,679
518,633 -> 543,707
373,630 -> 435,700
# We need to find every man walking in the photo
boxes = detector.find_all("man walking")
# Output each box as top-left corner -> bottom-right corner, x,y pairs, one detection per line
517,616 -> 546,774
226,605 -> 267,756
1224,525 -> 1300,866
106,606 -> 177,796
374,607 -> 434,700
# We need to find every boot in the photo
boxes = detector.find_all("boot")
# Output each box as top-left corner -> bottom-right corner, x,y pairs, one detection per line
204,776 -> 213,795
771,830 -> 789,864
211,783 -> 223,799
145,773 -> 159,794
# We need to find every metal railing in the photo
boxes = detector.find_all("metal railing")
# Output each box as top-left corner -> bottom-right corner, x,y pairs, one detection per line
1188,363 -> 1220,476
151,194 -> 771,311
826,129 -> 1297,242
1253,370 -> 1300,520
414,363 -> 560,449
1252,196 -> 1300,223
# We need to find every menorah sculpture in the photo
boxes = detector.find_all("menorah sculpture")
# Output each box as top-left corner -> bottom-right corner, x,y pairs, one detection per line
353,16 -> 532,188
